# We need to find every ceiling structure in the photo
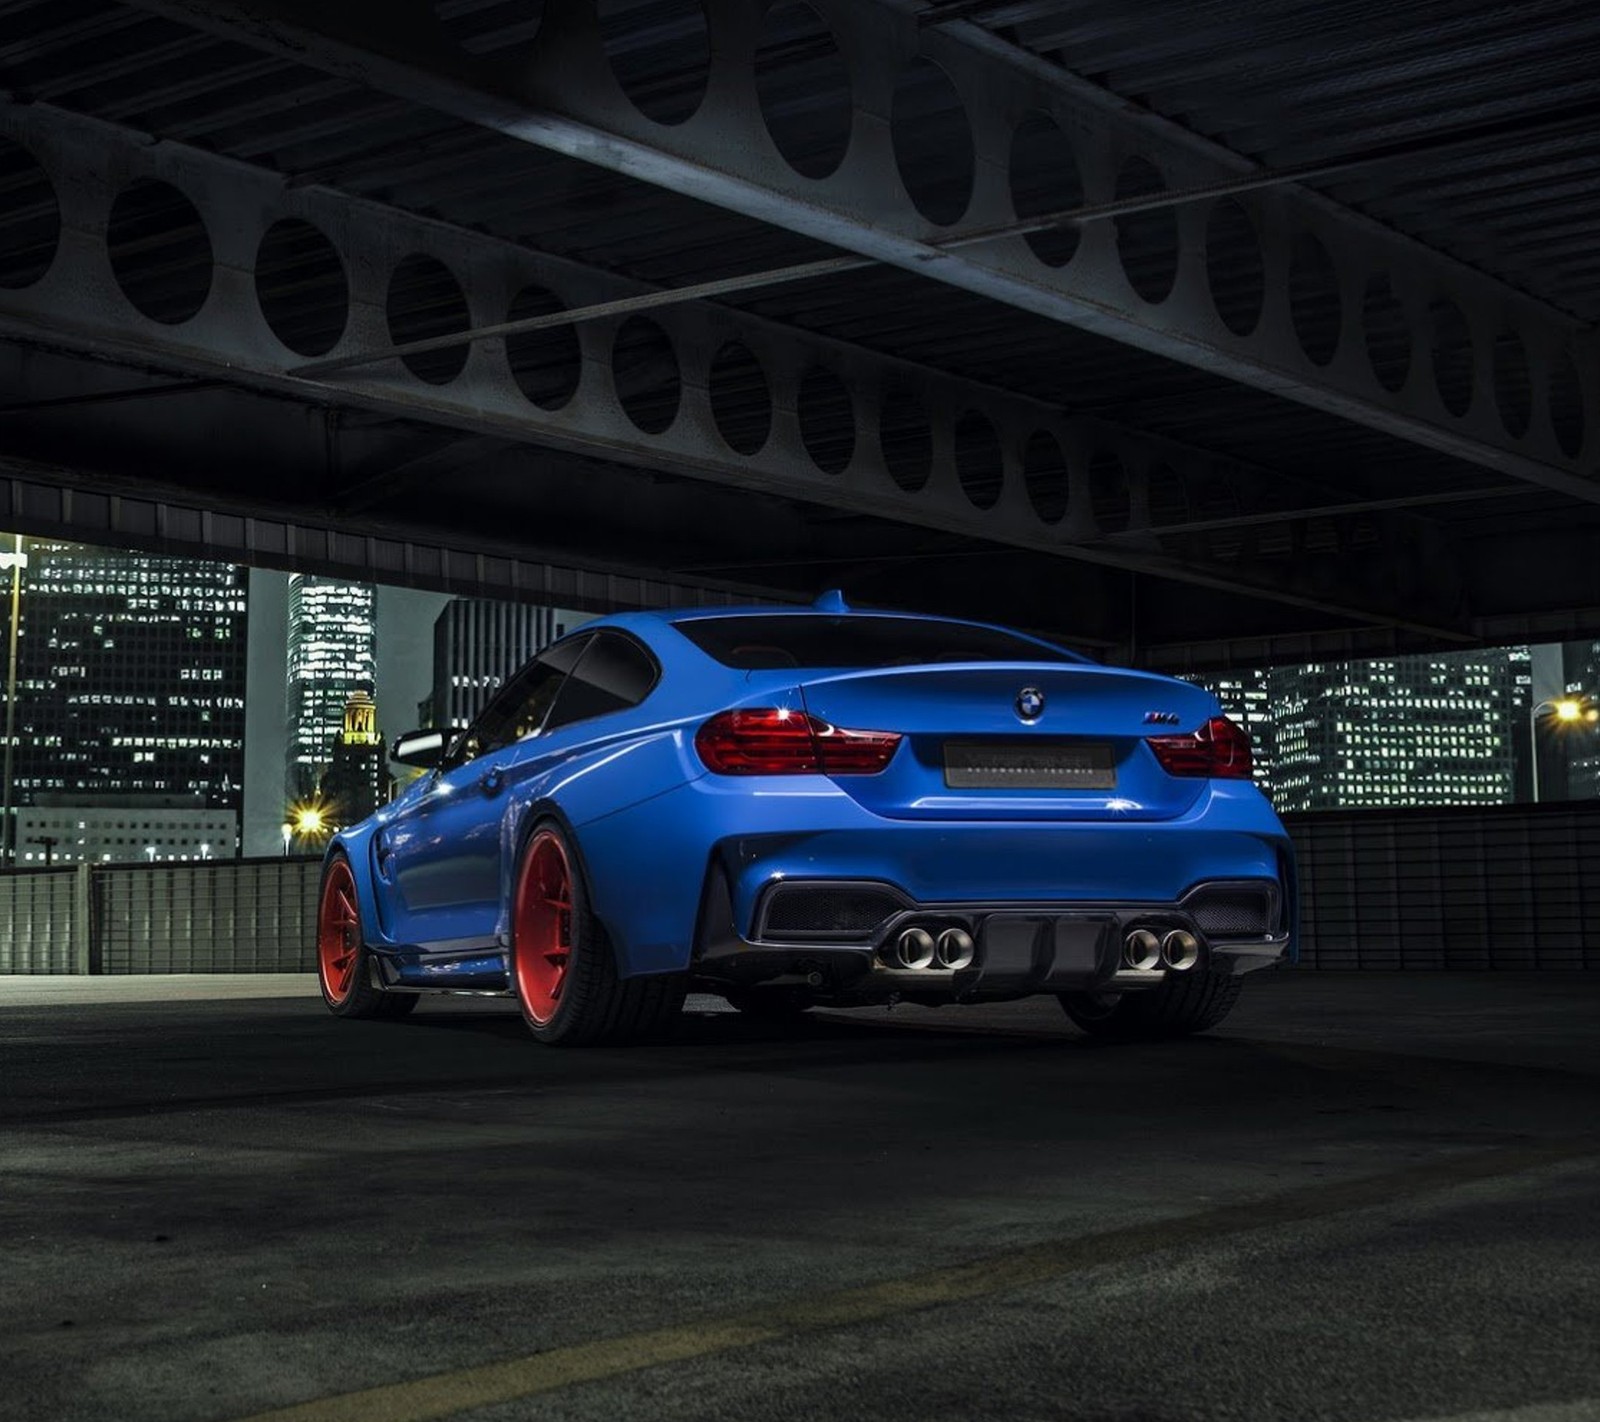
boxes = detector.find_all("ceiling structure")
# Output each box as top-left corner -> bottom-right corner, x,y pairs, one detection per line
0,0 -> 1597,669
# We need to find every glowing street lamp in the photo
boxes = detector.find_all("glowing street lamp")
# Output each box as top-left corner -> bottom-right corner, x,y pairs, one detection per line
1530,696 -> 1598,802
281,822 -> 293,858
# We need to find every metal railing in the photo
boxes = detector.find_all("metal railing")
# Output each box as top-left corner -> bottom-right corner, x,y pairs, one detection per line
1,803 -> 1597,974
0,857 -> 321,974
1285,802 -> 1600,970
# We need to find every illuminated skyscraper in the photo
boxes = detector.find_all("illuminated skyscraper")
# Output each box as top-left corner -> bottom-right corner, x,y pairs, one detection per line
2,537 -> 248,860
286,576 -> 375,801
1268,652 -> 1516,812
319,690 -> 387,827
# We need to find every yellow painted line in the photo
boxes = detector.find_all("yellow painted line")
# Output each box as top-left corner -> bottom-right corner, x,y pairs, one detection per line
236,1139 -> 1596,1422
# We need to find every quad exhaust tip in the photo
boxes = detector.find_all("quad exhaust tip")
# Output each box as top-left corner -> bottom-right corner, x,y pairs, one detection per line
1161,929 -> 1200,972
883,922 -> 974,971
1122,928 -> 1163,972
935,927 -> 975,971
1122,926 -> 1203,972
890,926 -> 937,971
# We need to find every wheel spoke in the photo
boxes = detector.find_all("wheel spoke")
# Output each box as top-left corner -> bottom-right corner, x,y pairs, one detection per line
515,832 -> 577,1027
318,864 -> 362,1005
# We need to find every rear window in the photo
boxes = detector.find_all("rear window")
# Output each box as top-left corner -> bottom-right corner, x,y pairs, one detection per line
673,615 -> 1079,670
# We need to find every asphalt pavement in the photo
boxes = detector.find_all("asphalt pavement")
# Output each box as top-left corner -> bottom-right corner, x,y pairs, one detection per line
1,971 -> 1597,1422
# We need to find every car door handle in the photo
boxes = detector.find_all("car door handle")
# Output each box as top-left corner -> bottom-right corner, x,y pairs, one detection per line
479,765 -> 507,796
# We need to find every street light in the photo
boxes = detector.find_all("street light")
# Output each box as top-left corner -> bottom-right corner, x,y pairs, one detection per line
1530,696 -> 1598,802
281,822 -> 293,858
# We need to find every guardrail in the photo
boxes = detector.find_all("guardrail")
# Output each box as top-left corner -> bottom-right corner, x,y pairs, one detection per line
1289,801 -> 1600,970
2,802 -> 1597,973
0,858 -> 322,975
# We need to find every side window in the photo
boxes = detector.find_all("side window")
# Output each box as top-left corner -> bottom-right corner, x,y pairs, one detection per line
543,633 -> 659,732
449,635 -> 591,764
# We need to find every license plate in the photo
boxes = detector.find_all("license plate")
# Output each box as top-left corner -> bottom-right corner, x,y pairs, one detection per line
944,740 -> 1116,790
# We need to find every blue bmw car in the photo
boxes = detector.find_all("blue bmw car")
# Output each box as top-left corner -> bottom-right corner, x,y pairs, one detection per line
316,595 -> 1295,1045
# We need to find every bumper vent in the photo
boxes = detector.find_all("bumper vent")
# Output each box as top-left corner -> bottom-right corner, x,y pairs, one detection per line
1185,885 -> 1279,937
760,883 -> 904,941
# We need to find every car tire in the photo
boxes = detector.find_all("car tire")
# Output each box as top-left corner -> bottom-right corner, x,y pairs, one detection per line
317,852 -> 418,1020
511,820 -> 686,1046
1058,970 -> 1242,1041
723,988 -> 814,1020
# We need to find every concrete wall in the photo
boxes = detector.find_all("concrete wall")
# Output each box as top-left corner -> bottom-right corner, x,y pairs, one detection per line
2,803 -> 1598,973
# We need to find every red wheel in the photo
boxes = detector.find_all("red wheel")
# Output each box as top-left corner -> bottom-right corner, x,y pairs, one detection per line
316,853 -> 416,1020
513,829 -> 573,1026
509,820 -> 686,1046
318,856 -> 362,1006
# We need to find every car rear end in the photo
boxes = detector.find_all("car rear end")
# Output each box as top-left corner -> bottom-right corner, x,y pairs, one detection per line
663,609 -> 1294,1009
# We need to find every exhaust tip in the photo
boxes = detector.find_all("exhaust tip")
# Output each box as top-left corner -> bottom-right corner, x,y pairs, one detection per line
935,927 -> 975,971
1161,929 -> 1200,971
1122,928 -> 1162,972
889,926 -> 936,970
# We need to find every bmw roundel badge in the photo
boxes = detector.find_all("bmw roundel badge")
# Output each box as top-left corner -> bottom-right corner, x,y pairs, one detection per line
1015,686 -> 1046,722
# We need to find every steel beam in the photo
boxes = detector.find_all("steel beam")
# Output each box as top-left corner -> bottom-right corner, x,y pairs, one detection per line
0,100 -> 1469,637
0,450 -> 769,615
122,0 -> 1600,503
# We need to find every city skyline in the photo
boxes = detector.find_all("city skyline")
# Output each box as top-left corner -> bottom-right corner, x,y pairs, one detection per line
2,533 -> 1598,866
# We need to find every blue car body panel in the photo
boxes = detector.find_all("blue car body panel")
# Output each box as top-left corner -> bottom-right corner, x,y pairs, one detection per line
326,605 -> 1297,989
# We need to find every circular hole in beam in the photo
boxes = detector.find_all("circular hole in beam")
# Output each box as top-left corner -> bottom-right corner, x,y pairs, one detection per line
1023,430 -> 1068,524
598,0 -> 710,127
506,284 -> 581,411
880,386 -> 932,492
709,340 -> 772,455
612,315 -> 681,433
1204,198 -> 1263,337
1429,297 -> 1474,417
1551,348 -> 1586,459
387,254 -> 471,384
0,137 -> 60,289
1114,156 -> 1179,304
1492,328 -> 1531,439
1362,272 -> 1410,393
1089,450 -> 1130,533
108,178 -> 213,325
891,57 -> 974,226
798,365 -> 855,474
955,410 -> 1003,510
756,2 -> 851,180
1289,230 -> 1341,367
1009,111 -> 1082,269
255,219 -> 348,358
432,0 -> 544,54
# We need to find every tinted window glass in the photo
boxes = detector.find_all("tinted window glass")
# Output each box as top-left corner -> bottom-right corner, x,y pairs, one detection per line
545,633 -> 659,730
673,615 -> 1078,669
450,635 -> 590,762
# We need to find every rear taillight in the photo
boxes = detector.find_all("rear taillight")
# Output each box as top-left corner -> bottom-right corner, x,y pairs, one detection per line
1146,716 -> 1254,780
695,709 -> 902,776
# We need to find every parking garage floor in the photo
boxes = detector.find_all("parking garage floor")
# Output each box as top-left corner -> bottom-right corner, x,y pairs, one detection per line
2,972 -> 1597,1422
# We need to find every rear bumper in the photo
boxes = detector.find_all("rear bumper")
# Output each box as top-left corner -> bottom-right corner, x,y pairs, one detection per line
693,874 -> 1289,1004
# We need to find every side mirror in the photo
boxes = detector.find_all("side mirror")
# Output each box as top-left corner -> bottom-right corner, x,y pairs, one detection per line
391,728 -> 448,769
